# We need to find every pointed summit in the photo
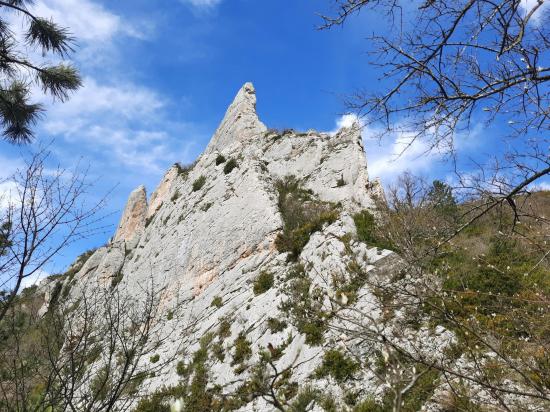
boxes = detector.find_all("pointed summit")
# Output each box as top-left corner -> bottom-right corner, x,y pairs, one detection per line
205,82 -> 266,154
113,185 -> 147,243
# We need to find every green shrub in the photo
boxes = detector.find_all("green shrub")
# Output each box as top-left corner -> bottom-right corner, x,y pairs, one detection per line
171,190 -> 180,202
224,158 -> 238,174
211,342 -> 225,362
353,397 -> 384,412
231,333 -> 252,366
215,154 -> 226,165
211,296 -> 223,308
89,366 -> 111,401
353,210 -> 393,249
218,318 -> 232,341
275,176 -> 339,260
315,349 -> 359,383
150,354 -> 160,363
280,274 -> 328,345
174,161 -> 196,178
289,386 -> 321,411
266,317 -> 287,333
176,360 -> 187,376
192,175 -> 206,192
167,310 -> 173,320
253,271 -> 274,295
134,392 -> 171,412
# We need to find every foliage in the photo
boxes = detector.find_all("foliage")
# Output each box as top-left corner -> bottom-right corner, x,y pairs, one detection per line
275,176 -> 339,260
171,190 -> 180,202
218,317 -> 232,340
353,210 -> 393,250
315,349 -> 359,383
192,175 -> 206,192
175,161 -> 196,179
211,296 -> 223,308
224,158 -> 238,175
0,221 -> 12,256
426,180 -> 458,219
215,154 -> 226,165
253,271 -> 274,295
0,5 -> 81,143
150,354 -> 160,363
231,332 -> 252,367
280,265 -> 328,345
266,317 -> 287,333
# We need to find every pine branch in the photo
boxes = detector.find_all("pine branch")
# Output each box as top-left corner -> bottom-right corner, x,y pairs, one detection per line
37,64 -> 81,101
0,81 -> 42,143
26,17 -> 75,56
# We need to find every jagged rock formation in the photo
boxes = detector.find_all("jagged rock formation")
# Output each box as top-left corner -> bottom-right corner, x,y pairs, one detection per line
43,83 -> 460,411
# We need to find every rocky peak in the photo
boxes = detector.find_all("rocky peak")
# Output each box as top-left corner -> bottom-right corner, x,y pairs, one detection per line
205,82 -> 267,155
113,185 -> 147,243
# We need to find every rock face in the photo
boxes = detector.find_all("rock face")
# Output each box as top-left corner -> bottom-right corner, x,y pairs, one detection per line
51,83 -> 449,411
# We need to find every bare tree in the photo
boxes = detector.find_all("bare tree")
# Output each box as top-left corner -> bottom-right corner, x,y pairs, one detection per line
325,173 -> 550,410
0,149 -> 105,323
0,277 -> 189,412
320,0 -> 549,227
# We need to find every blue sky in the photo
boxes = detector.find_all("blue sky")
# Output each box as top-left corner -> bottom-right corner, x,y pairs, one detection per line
0,0 -> 547,281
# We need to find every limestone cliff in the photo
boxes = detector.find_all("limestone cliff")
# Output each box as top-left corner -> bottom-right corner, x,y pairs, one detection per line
46,84 -> 460,412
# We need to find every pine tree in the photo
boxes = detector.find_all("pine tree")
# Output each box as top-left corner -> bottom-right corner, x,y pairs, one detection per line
427,180 -> 458,219
0,1 -> 81,144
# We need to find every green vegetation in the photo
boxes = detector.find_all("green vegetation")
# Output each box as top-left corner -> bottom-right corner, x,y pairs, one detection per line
192,175 -> 206,192
215,154 -> 226,165
89,366 -> 112,401
275,176 -> 339,260
218,317 -> 232,340
150,354 -> 160,363
171,190 -> 180,202
231,332 -> 252,367
253,271 -> 274,295
223,158 -> 238,174
353,397 -> 384,412
280,264 -> 327,345
315,349 -> 359,383
353,210 -> 393,250
211,296 -> 223,308
266,317 -> 287,333
174,161 -> 196,179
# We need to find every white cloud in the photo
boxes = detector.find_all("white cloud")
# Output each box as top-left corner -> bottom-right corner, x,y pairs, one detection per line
530,181 -> 550,192
519,0 -> 549,24
20,269 -> 51,291
181,0 -> 223,8
39,78 -> 186,172
331,114 -> 482,187
30,0 -> 142,43
333,113 -> 360,132
331,114 -> 446,186
45,77 -> 165,121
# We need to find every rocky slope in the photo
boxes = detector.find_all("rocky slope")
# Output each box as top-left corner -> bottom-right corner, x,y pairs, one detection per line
42,83 -> 463,411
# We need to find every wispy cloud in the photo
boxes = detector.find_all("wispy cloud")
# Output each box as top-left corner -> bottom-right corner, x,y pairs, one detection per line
519,0 -> 549,24
40,77 -> 195,173
20,269 -> 51,291
17,1 -> 200,175
332,114 -> 482,187
332,114 -> 445,185
180,0 -> 223,9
